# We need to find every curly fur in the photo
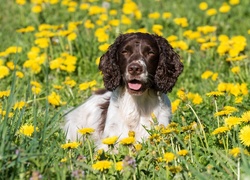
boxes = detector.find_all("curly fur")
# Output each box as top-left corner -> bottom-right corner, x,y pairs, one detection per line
99,33 -> 183,93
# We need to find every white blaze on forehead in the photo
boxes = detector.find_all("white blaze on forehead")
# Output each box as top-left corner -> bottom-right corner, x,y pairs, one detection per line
134,39 -> 144,56
125,59 -> 148,87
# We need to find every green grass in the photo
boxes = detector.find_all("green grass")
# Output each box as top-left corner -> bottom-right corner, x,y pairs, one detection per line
1,0 -> 250,179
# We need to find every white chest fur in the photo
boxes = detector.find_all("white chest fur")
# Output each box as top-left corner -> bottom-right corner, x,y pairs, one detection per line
102,87 -> 171,141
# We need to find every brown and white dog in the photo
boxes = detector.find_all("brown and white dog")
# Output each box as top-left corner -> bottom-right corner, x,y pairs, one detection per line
64,32 -> 183,148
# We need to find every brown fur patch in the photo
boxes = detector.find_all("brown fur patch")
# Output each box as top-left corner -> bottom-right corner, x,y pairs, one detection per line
94,89 -> 108,95
98,97 -> 110,133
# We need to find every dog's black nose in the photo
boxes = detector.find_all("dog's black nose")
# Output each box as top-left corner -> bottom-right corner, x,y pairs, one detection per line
128,63 -> 143,75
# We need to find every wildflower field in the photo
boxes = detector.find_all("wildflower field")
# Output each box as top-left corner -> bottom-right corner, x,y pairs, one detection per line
1,0 -> 250,179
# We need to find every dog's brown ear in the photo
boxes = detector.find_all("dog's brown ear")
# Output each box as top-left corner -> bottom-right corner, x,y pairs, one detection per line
153,34 -> 183,93
99,34 -> 126,91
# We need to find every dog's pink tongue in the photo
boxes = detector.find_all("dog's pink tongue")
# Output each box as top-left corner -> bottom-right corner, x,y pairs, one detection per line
128,83 -> 142,90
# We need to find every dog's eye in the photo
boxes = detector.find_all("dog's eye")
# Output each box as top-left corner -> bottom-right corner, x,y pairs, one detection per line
148,51 -> 155,55
121,50 -> 128,54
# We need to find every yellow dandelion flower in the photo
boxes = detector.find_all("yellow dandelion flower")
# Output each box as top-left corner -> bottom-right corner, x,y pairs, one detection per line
201,70 -> 213,79
78,127 -> 95,135
67,32 -> 77,41
217,82 -> 229,92
239,125 -> 250,146
177,149 -> 188,156
0,110 -> 13,118
235,96 -> 243,104
171,99 -> 181,113
16,71 -> 24,78
231,66 -> 240,74
240,83 -> 248,95
60,157 -> 67,162
49,0 -> 59,5
219,3 -> 231,13
35,38 -> 49,48
152,24 -> 163,35
109,9 -> 117,15
79,82 -> 90,91
52,85 -> 62,90
206,91 -> 224,97
16,26 -> 35,33
84,20 -> 95,29
211,73 -> 218,81
64,77 -> 76,88
88,5 -> 106,15
32,5 -> 42,13
98,43 -> 110,52
0,66 -> 10,79
241,111 -> 250,123
80,3 -> 89,10
199,2 -> 208,10
167,35 -> 178,42
122,1 -> 138,15
32,87 -> 41,95
174,17 -> 188,27
13,101 -> 27,110
92,160 -> 112,171
115,161 -> 123,171
31,81 -> 42,88
164,152 -> 175,162
5,46 -> 22,54
6,61 -> 15,70
134,144 -> 142,151
229,147 -> 241,158
230,83 -> 241,94
177,89 -> 186,100
16,0 -> 26,5
214,106 -> 238,116
120,137 -> 135,145
211,126 -> 229,135
148,12 -> 160,19
108,19 -> 119,27
162,12 -> 172,19
206,8 -> 217,16
135,10 -> 142,20
121,15 -> 131,25
229,0 -> 240,5
192,93 -> 203,105
61,142 -> 80,149
102,136 -> 118,145
224,116 -> 242,128
19,124 -> 37,137
88,80 -> 97,87
0,90 -> 10,98
48,92 -> 63,106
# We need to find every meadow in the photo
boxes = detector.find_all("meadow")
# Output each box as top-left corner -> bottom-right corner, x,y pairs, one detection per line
0,0 -> 250,179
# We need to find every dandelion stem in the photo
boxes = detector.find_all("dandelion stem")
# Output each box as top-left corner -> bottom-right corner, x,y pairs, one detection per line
214,98 -> 220,127
68,39 -> 73,55
188,134 -> 194,163
87,138 -> 94,164
187,104 -> 209,150
69,150 -> 73,172
102,173 -> 106,180
237,157 -> 240,180
26,97 -> 47,104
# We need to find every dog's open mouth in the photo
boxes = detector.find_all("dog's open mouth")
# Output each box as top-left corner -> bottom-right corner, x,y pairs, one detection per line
128,80 -> 142,91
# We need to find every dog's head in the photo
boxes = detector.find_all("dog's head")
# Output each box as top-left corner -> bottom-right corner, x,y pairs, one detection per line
99,32 -> 183,95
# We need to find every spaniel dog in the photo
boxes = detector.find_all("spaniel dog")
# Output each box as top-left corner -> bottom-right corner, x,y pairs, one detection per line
64,32 -> 183,148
